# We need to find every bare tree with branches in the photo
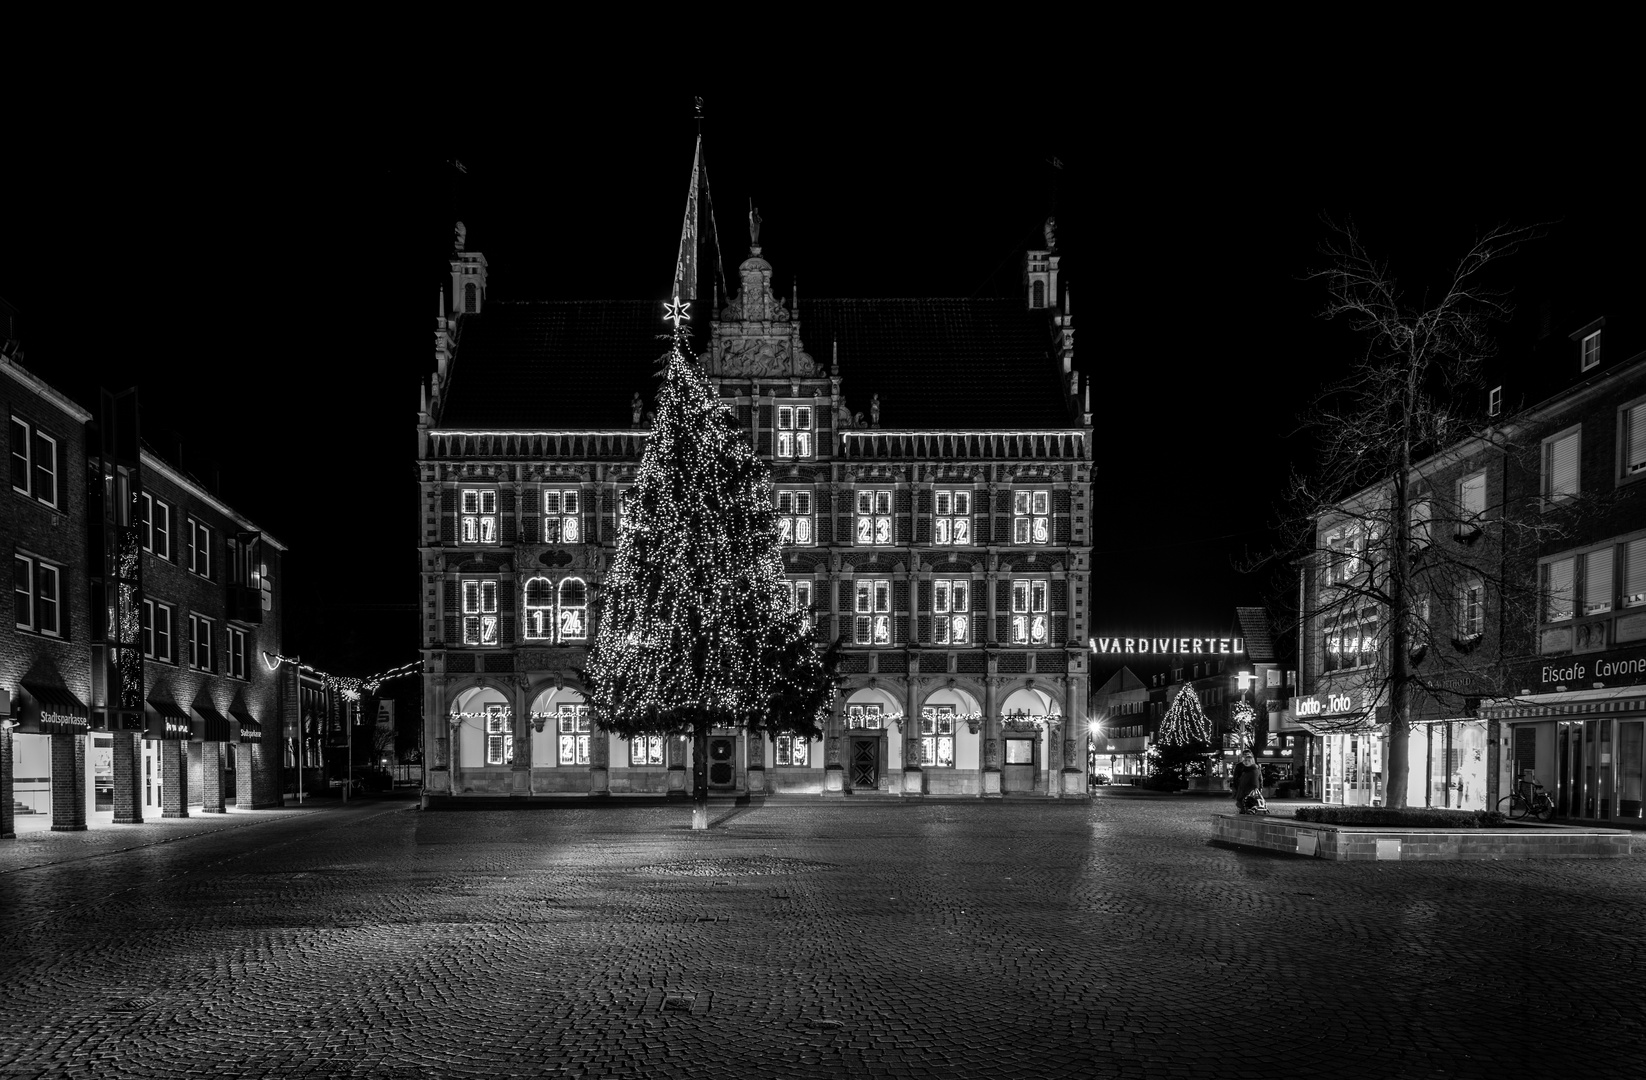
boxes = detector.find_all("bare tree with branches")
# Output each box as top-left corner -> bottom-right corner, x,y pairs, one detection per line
1266,218 -> 1611,808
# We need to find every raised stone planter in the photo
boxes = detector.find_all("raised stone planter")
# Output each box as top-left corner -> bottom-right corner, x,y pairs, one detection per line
1212,811 -> 1639,861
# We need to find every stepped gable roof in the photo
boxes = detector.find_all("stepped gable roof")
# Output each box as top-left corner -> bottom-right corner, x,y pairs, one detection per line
1235,607 -> 1276,663
805,298 -> 1076,430
437,297 -> 1078,431
439,300 -> 669,429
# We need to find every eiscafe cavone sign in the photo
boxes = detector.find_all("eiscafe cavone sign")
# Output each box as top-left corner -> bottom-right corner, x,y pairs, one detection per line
1089,636 -> 1245,656
1534,644 -> 1646,689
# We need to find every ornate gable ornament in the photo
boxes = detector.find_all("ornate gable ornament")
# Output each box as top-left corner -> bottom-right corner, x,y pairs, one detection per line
710,238 -> 821,379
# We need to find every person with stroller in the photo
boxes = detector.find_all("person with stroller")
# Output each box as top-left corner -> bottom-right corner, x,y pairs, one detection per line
1233,750 -> 1266,814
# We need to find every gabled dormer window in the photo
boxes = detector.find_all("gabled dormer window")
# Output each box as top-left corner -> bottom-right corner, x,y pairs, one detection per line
1582,329 -> 1602,371
1488,386 -> 1501,417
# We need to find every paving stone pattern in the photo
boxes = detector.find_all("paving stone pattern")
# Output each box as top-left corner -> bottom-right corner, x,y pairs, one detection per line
0,795 -> 1641,1079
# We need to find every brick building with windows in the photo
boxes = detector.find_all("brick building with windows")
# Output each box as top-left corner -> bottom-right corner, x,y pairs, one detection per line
418,144 -> 1093,801
1293,300 -> 1646,818
2,302 -> 286,838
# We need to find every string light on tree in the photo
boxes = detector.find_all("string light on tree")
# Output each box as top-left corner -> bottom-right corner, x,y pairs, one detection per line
663,295 -> 691,328
1159,685 -> 1211,746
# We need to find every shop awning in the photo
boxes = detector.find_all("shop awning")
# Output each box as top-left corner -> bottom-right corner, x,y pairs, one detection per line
147,700 -> 192,741
20,682 -> 89,735
229,704 -> 263,740
192,700 -> 232,743
1478,687 -> 1646,721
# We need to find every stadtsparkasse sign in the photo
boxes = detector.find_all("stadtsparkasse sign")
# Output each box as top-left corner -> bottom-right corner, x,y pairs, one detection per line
1089,636 -> 1245,656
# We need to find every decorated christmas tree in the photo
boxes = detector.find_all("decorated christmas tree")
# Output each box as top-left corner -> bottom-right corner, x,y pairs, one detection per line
583,303 -> 836,829
1230,699 -> 1257,750
1159,685 -> 1211,746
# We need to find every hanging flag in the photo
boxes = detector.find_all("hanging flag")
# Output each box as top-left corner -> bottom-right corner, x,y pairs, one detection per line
673,135 -> 702,303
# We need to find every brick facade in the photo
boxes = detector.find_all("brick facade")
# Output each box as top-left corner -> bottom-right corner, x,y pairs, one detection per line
112,732 -> 142,824
159,739 -> 188,818
49,732 -> 86,832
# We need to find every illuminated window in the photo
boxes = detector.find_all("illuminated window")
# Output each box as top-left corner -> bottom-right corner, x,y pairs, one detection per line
787,579 -> 813,633
932,578 -> 970,644
617,486 -> 634,536
462,578 -> 499,645
776,405 -> 813,458
934,488 -> 971,545
776,489 -> 813,545
1457,579 -> 1484,639
856,490 -> 892,545
188,612 -> 214,671
1323,609 -> 1377,672
1326,525 -> 1366,585
9,417 -> 59,508
461,489 -> 497,544
186,518 -> 212,578
558,577 -> 587,641
774,734 -> 809,766
226,626 -> 248,680
544,488 -> 580,543
846,704 -> 883,729
1458,472 -> 1486,526
854,578 -> 892,645
1013,490 -> 1050,545
485,704 -> 512,765
1582,329 -> 1601,371
524,577 -> 553,640
1010,579 -> 1047,645
558,704 -> 591,765
13,554 -> 61,636
1408,499 -> 1431,550
919,706 -> 956,767
1542,427 -> 1580,505
142,599 -> 174,661
141,493 -> 171,559
630,735 -> 665,766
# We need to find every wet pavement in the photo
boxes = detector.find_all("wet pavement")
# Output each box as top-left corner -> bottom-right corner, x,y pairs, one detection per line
0,793 -> 1639,1078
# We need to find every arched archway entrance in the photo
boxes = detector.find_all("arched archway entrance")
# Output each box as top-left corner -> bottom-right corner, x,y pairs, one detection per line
842,686 -> 900,792
999,687 -> 1061,794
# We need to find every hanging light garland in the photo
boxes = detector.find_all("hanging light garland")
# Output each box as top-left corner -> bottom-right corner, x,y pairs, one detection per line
260,653 -> 423,700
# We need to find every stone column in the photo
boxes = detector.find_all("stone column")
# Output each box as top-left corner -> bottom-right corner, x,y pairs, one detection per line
1,724 -> 15,839
746,729 -> 766,793
667,733 -> 688,797
902,674 -> 924,795
50,732 -> 87,832
981,675 -> 1002,796
113,731 -> 143,823
511,683 -> 531,797
822,693 -> 845,796
589,721 -> 609,795
200,743 -> 226,813
161,739 -> 189,818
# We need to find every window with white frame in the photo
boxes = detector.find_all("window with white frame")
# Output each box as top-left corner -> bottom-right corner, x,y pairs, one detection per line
558,578 -> 588,641
226,626 -> 248,680
932,578 -> 970,644
776,489 -> 813,545
1620,401 -> 1646,480
630,735 -> 665,766
776,405 -> 813,458
1456,579 -> 1484,639
854,578 -> 892,644
462,578 -> 499,645
774,733 -> 809,766
188,612 -> 214,671
1011,579 -> 1048,644
919,705 -> 956,767
186,518 -> 212,578
142,599 -> 173,661
461,489 -> 497,544
543,489 -> 580,543
1458,472 -> 1486,528
1014,490 -> 1050,545
14,554 -> 61,636
845,703 -> 883,729
558,704 -> 591,765
1542,556 -> 1574,623
787,579 -> 813,633
141,493 -> 171,558
856,490 -> 892,545
1625,539 -> 1646,608
1323,608 -> 1377,672
1488,385 -> 1502,417
1542,427 -> 1580,504
1582,329 -> 1602,371
9,417 -> 60,508
1326,524 -> 1367,585
485,704 -> 512,765
1583,547 -> 1614,615
1409,498 -> 1431,550
934,488 -> 972,545
524,577 -> 553,640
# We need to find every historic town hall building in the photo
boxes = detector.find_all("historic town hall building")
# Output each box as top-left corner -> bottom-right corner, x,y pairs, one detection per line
418,141 -> 1092,800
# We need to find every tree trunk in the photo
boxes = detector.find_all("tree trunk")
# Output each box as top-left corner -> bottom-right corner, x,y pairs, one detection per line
691,716 -> 709,831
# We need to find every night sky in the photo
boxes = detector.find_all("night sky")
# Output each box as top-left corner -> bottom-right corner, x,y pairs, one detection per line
6,89 -> 1639,687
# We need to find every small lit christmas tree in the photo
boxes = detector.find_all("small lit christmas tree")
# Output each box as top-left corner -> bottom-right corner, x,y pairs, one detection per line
584,303 -> 836,829
1159,685 -> 1211,746
1230,699 -> 1257,750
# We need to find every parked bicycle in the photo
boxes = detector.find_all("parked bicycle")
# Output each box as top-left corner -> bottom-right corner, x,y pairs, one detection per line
1499,780 -> 1555,822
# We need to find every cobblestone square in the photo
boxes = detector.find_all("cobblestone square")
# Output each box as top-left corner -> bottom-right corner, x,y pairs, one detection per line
1,795 -> 1640,1079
